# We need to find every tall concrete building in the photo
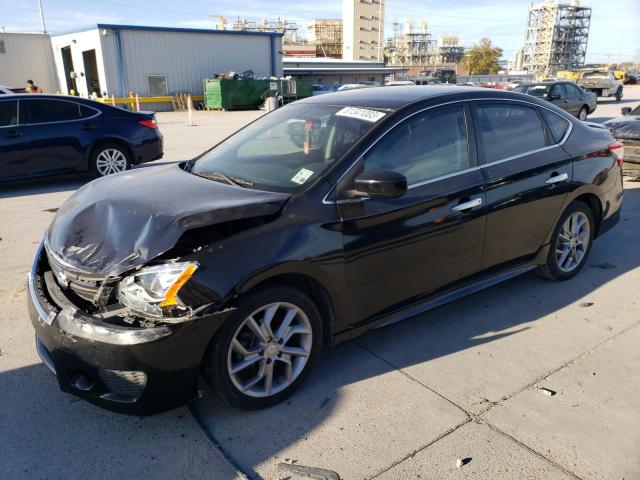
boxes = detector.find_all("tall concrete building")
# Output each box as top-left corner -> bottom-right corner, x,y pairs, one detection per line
342,0 -> 384,61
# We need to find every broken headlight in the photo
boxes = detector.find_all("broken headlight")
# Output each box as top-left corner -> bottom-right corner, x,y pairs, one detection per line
118,262 -> 197,318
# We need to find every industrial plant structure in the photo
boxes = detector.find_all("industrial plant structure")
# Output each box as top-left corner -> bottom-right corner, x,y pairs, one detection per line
306,19 -> 343,58
343,0 -> 384,61
521,0 -> 591,78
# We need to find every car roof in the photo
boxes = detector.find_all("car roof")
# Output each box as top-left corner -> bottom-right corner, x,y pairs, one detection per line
296,85 -> 507,110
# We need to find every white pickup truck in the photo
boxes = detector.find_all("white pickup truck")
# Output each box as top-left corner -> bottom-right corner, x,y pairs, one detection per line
577,70 -> 624,101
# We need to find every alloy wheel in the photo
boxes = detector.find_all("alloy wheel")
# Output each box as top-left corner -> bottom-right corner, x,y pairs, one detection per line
96,149 -> 127,176
227,302 -> 313,398
579,108 -> 588,121
555,212 -> 590,273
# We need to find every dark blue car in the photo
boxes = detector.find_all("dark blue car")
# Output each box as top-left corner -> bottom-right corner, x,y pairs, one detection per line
0,94 -> 163,181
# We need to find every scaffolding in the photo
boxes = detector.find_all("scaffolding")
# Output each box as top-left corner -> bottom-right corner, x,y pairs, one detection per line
386,21 -> 435,66
307,19 -> 343,58
522,0 -> 591,78
232,17 -> 300,43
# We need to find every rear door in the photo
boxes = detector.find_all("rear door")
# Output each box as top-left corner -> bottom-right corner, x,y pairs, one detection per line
338,103 -> 487,324
472,101 -> 573,270
563,83 -> 584,116
22,98 -> 86,175
0,98 -> 29,181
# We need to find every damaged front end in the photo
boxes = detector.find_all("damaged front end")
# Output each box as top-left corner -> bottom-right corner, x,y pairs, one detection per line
29,238 -> 235,414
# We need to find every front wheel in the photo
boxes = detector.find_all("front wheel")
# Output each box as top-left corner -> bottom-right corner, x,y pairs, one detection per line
537,201 -> 595,281
203,287 -> 323,409
615,88 -> 623,101
90,143 -> 131,178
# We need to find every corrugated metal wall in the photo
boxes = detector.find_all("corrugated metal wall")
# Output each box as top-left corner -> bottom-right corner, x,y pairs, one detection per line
110,29 -> 281,98
0,33 -> 58,92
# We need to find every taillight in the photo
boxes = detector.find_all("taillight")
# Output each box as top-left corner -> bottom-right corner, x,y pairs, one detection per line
138,119 -> 157,129
609,141 -> 624,167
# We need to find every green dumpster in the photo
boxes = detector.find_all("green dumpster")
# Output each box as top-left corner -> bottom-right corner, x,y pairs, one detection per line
203,79 -> 270,110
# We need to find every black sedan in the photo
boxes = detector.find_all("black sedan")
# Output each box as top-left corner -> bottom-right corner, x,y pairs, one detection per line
0,94 -> 162,181
513,81 -> 597,120
604,105 -> 640,178
28,86 -> 623,414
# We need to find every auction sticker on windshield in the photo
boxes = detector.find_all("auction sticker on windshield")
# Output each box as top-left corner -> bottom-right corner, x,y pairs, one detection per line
291,168 -> 314,185
336,107 -> 386,123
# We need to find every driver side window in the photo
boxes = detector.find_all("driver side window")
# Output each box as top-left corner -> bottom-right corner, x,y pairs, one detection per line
363,105 -> 470,185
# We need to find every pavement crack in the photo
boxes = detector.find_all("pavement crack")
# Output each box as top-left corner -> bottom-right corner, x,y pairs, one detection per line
187,404 -> 254,480
485,422 -> 584,480
490,320 -> 640,410
354,340 -> 471,418
367,418 -> 471,480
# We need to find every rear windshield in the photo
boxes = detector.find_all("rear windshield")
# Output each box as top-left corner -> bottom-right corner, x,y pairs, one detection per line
582,72 -> 608,79
191,103 -> 385,193
514,84 -> 550,98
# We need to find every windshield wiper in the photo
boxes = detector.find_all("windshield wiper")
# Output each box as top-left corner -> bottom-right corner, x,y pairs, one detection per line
195,170 -> 253,188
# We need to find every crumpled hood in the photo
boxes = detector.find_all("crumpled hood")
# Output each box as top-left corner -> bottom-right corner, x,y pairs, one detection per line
47,164 -> 290,276
604,116 -> 640,139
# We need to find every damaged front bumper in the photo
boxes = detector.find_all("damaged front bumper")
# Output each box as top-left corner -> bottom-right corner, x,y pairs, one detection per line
28,241 -> 233,415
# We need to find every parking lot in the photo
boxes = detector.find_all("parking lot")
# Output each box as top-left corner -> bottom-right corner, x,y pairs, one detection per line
1,87 -> 639,480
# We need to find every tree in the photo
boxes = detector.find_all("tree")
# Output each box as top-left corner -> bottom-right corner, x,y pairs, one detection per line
463,38 -> 503,75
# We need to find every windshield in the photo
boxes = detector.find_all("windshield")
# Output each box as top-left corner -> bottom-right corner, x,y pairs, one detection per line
631,105 -> 640,115
191,103 -> 384,192
514,84 -> 550,98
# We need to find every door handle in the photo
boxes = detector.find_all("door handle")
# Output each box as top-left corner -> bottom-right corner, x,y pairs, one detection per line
5,130 -> 21,138
82,122 -> 98,130
546,173 -> 569,185
451,197 -> 483,212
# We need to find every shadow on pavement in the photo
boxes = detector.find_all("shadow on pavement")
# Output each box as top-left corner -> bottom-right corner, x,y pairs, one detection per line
190,186 -> 640,479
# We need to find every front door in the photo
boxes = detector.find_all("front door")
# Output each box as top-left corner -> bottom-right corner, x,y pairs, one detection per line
337,103 -> 487,326
548,83 -> 572,114
0,99 -> 29,181
472,101 -> 572,270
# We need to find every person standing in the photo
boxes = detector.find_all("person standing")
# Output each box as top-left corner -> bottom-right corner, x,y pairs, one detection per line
25,80 -> 42,93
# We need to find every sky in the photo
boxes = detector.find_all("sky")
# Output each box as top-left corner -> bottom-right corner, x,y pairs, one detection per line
1,0 -> 638,63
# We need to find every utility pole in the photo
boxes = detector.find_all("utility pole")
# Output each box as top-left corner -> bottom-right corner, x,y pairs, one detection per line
38,0 -> 47,33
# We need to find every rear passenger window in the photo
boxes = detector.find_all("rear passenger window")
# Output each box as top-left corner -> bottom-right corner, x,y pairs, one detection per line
0,100 -> 18,127
80,105 -> 97,118
474,104 -> 546,162
540,109 -> 570,143
363,105 -> 469,185
27,99 -> 80,124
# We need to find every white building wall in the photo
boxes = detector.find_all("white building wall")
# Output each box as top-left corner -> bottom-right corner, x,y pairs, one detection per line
342,0 -> 384,61
0,32 -> 57,92
50,29 -> 111,97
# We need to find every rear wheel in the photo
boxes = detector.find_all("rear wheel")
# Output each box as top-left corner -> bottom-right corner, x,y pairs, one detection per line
90,143 -> 131,178
203,286 -> 323,409
537,201 -> 594,281
578,106 -> 588,121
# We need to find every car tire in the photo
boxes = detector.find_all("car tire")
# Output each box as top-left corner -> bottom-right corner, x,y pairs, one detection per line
203,286 -> 323,409
615,88 -> 623,101
578,106 -> 588,121
89,142 -> 131,178
536,201 -> 595,281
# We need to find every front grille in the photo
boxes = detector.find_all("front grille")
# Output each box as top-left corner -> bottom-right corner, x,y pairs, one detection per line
99,369 -> 147,399
46,248 -> 110,305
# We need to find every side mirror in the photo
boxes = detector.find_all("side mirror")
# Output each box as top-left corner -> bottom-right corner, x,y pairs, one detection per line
354,169 -> 407,199
621,107 -> 632,115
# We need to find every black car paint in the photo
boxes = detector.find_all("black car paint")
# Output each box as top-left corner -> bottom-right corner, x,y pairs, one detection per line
515,81 -> 596,117
28,87 -> 623,414
0,94 -> 162,181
